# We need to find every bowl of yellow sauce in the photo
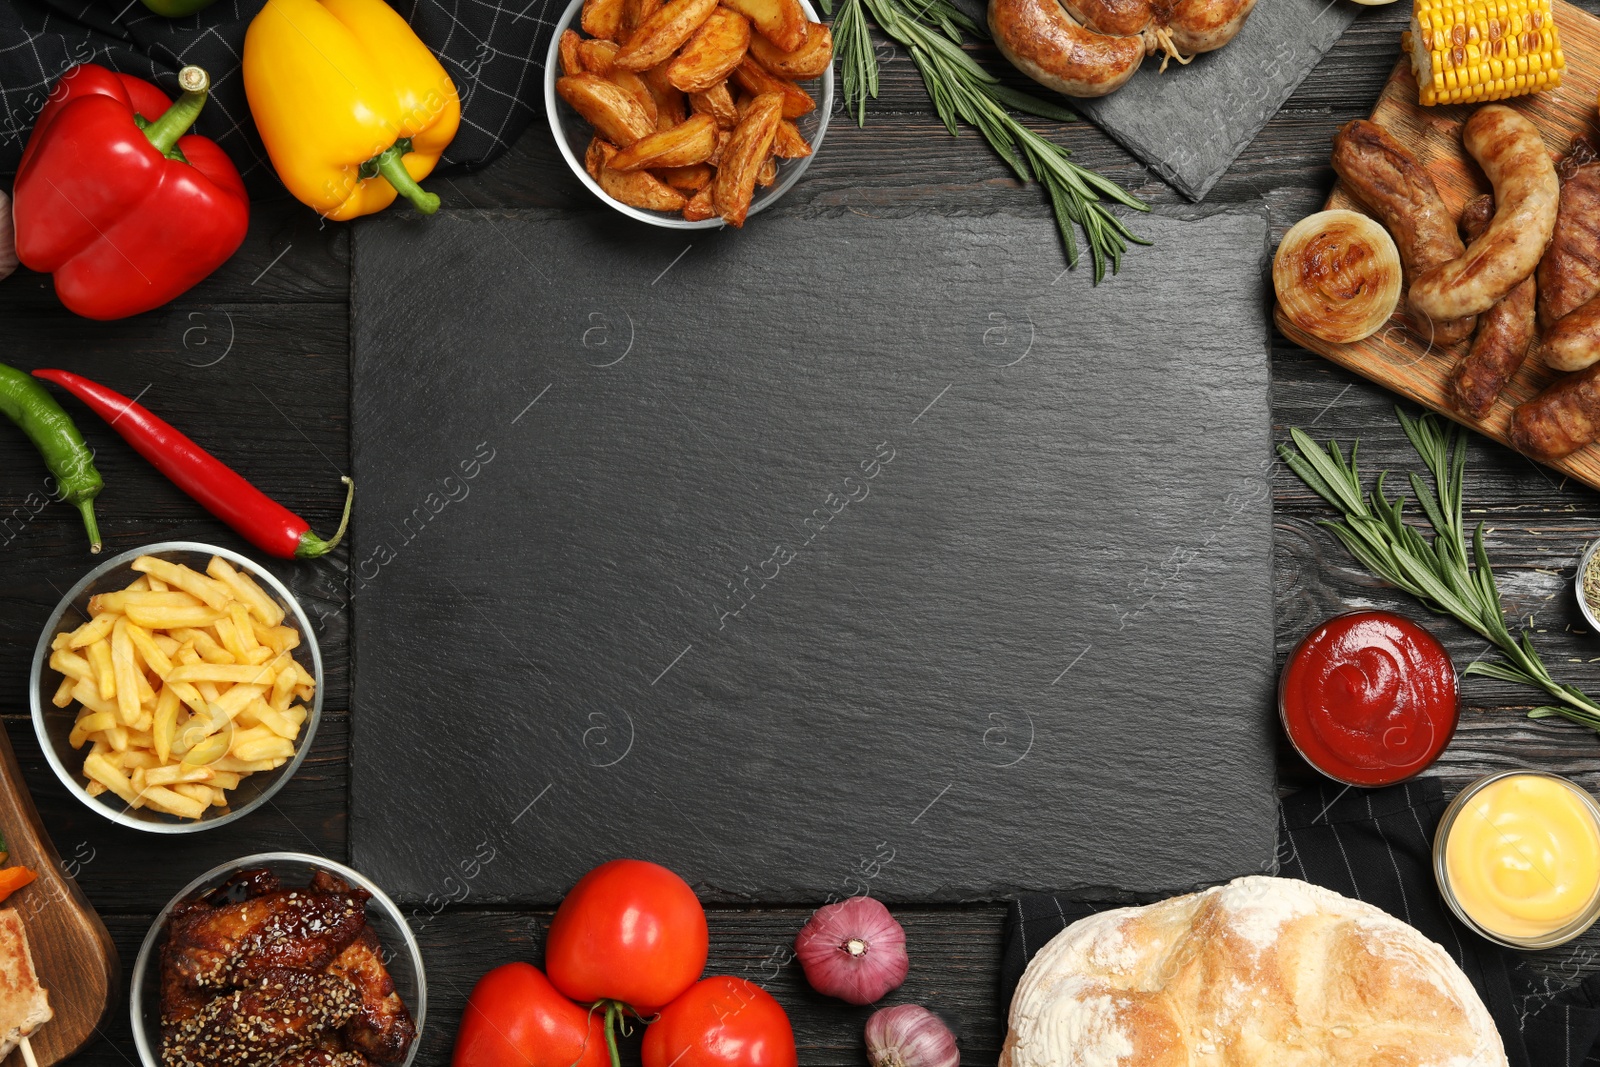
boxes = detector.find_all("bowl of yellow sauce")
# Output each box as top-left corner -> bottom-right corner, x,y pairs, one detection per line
1435,771 -> 1600,948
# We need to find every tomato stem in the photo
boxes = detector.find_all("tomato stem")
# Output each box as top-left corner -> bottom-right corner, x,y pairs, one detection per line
603,1000 -> 622,1067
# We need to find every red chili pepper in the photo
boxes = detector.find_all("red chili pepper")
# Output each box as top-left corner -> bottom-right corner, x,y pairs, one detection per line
32,369 -> 353,560
13,64 -> 248,321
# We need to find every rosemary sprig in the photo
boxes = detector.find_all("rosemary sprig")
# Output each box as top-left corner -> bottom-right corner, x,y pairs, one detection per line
823,0 -> 1150,281
1280,408 -> 1600,734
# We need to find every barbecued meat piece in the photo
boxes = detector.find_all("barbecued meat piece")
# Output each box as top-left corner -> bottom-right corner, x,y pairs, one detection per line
326,928 -> 416,1064
1539,135 -> 1600,328
164,882 -> 371,989
161,970 -> 360,1067
277,1049 -> 372,1067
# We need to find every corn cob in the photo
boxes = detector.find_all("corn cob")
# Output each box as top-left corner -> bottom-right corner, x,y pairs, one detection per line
1405,0 -> 1564,106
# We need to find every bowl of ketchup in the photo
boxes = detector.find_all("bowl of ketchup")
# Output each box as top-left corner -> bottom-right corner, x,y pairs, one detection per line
1279,610 -> 1458,787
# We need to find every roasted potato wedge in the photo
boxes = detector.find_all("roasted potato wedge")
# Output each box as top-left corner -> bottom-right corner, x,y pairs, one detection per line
558,73 -> 656,146
623,0 -> 662,35
708,127 -> 732,166
732,58 -> 814,118
578,38 -> 621,74
756,154 -> 777,186
667,8 -> 752,93
748,21 -> 832,78
582,0 -> 628,40
610,114 -> 718,170
609,68 -> 659,125
772,118 -> 812,158
615,0 -> 720,71
655,162 -> 715,192
720,0 -> 806,50
560,29 -> 585,77
714,92 -> 782,226
585,137 -> 613,181
683,184 -> 716,221
592,139 -> 689,211
690,81 -> 740,127
643,63 -> 689,128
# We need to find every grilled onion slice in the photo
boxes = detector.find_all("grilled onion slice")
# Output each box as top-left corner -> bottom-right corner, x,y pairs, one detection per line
1273,209 -> 1403,344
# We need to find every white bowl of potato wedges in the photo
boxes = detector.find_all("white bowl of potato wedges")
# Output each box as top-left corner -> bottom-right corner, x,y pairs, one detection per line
546,0 -> 833,228
29,543 -> 323,833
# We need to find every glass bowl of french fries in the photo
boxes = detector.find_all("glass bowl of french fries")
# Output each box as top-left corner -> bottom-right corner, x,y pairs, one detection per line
28,543 -> 323,833
544,0 -> 833,229
128,852 -> 426,1067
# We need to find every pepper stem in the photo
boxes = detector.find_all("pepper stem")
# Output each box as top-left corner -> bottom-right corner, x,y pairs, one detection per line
77,500 -> 102,555
295,477 -> 355,559
602,1001 -> 622,1067
371,142 -> 440,215
141,66 -> 209,159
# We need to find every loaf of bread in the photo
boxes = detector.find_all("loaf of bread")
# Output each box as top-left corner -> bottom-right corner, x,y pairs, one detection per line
1002,876 -> 1506,1067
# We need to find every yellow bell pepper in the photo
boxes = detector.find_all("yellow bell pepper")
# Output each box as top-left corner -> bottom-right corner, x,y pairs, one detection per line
243,0 -> 461,221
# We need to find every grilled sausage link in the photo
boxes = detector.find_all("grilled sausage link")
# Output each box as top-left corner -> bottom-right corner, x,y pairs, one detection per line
1410,105 -> 1559,322
988,0 -> 1144,98
1511,362 -> 1600,459
1448,196 -> 1536,419
1535,296 -> 1600,372
1162,0 -> 1256,53
1330,119 -> 1475,345
1538,135 -> 1600,328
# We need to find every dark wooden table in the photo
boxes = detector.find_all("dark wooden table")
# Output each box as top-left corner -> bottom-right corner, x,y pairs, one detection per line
6,3 -> 1600,1063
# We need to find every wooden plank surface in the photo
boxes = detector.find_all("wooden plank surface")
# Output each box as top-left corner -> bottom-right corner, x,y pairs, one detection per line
3,1 -> 1600,1063
1278,0 -> 1600,488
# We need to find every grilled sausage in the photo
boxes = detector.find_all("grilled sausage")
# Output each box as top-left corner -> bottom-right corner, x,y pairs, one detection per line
1448,195 -> 1536,419
1163,0 -> 1256,53
988,0 -> 1144,98
1511,362 -> 1600,459
1330,119 -> 1475,345
1537,135 -> 1600,328
1411,105 -> 1559,322
1535,296 -> 1600,372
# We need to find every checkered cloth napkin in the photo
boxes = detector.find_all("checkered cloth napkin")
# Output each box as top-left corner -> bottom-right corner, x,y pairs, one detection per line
0,0 -> 560,190
1000,779 -> 1600,1067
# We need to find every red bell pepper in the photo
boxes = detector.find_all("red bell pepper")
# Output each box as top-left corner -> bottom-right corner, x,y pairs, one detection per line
13,64 -> 248,321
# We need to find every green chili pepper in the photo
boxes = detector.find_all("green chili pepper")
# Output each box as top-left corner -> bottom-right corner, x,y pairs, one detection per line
0,364 -> 103,553
139,0 -> 219,16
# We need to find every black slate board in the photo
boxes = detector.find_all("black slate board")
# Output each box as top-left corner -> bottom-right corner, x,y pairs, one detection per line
347,206 -> 1279,905
1066,0 -> 1361,200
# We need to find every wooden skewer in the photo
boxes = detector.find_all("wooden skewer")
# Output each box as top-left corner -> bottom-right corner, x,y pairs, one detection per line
18,1035 -> 36,1067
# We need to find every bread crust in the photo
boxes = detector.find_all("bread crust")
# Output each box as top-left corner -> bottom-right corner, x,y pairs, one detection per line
1003,876 -> 1507,1067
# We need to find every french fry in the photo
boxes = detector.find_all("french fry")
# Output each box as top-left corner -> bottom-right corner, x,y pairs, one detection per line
666,8 -> 751,93
272,667 -> 297,712
205,557 -> 285,626
558,73 -> 656,148
67,612 -> 117,649
83,753 -> 140,806
85,781 -> 107,798
111,618 -> 142,725
583,0 -> 627,40
748,20 -> 832,78
127,621 -> 175,679
89,590 -> 202,616
87,638 -> 115,701
689,82 -> 739,127
230,603 -> 258,652
714,92 -> 782,226
560,28 -> 585,76
153,633 -> 180,656
140,785 -> 207,820
167,663 -> 279,686
70,711 -> 116,748
172,782 -> 221,809
50,647 -> 92,684
234,735 -> 295,762
209,756 -> 281,773
144,576 -> 168,592
72,679 -> 118,718
131,556 -> 233,610
610,114 -> 717,171
731,58 -> 814,118
143,764 -> 214,787
126,576 -> 150,592
213,615 -> 251,663
51,675 -> 75,708
125,604 -> 226,630
51,632 -> 69,652
153,685 -> 180,763
720,0 -> 806,50
614,0 -> 719,71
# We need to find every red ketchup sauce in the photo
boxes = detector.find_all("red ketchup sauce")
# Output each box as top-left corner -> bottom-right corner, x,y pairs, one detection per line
1279,611 -> 1458,786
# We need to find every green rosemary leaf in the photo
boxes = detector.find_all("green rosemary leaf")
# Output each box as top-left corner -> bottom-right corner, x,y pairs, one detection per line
1286,411 -> 1600,736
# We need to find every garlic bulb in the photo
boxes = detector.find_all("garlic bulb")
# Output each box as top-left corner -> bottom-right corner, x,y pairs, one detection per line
0,191 -> 15,282
865,1005 -> 959,1067
1273,209 -> 1401,344
794,896 -> 909,1004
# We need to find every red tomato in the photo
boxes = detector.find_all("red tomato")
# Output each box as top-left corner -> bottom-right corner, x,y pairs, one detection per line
452,962 -> 610,1067
643,977 -> 798,1067
547,859 -> 709,1012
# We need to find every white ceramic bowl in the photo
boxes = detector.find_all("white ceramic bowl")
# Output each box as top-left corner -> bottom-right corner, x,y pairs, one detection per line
29,542 -> 323,833
544,0 -> 834,227
129,852 -> 426,1067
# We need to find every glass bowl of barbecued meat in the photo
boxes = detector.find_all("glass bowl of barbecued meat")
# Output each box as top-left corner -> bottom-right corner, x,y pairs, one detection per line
129,853 -> 426,1067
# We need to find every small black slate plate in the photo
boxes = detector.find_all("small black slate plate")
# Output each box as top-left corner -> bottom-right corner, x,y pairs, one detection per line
348,207 -> 1278,905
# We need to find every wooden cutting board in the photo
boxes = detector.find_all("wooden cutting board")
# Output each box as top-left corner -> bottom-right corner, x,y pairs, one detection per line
1277,0 -> 1600,488
0,728 -> 116,1067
